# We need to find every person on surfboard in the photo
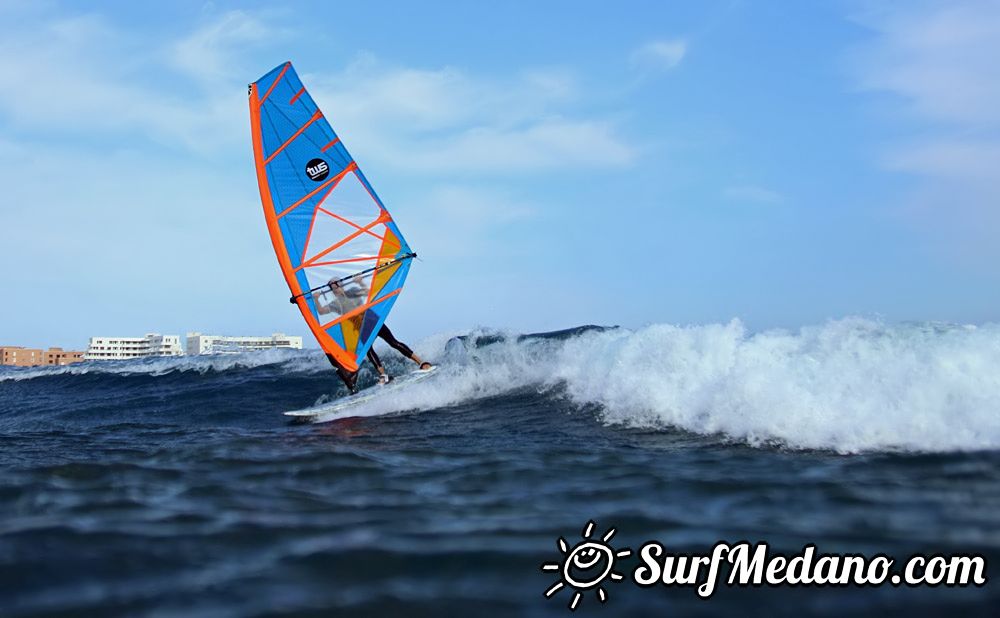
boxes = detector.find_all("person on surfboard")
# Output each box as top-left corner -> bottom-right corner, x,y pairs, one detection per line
367,324 -> 434,382
315,275 -> 432,394
326,326 -> 432,394
312,274 -> 368,317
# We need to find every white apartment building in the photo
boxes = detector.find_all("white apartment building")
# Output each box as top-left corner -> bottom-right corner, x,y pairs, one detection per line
84,334 -> 185,360
185,332 -> 303,356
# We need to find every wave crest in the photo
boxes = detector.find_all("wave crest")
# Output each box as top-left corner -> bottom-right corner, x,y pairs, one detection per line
5,318 -> 998,453
428,318 -> 1000,453
0,347 -> 327,382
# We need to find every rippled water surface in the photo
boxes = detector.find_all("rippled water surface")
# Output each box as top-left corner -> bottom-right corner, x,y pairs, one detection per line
2,323 -> 998,616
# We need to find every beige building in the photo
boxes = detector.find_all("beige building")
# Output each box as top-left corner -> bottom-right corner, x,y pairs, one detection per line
0,346 -> 43,367
45,348 -> 85,366
0,346 -> 85,367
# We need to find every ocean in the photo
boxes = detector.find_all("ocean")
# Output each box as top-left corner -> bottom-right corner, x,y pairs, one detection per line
1,318 -> 998,616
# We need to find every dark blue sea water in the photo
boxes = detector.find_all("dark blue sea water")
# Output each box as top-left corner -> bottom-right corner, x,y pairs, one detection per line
2,321 -> 999,616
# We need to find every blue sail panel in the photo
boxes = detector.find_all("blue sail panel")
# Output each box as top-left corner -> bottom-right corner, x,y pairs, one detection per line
249,62 -> 415,371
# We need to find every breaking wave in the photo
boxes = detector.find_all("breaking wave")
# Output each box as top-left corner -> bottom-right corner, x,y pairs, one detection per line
4,318 -> 999,453
0,347 -> 328,382
407,318 -> 1000,453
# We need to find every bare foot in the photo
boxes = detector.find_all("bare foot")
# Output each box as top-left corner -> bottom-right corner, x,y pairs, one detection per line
419,362 -> 433,370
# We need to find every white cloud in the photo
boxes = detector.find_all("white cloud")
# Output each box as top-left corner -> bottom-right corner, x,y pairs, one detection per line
521,68 -> 578,101
0,8 -> 634,171
365,118 -> 634,173
306,56 -> 635,174
885,139 -> 1000,183
0,9 -> 293,345
0,10 -> 268,153
0,7 -> 638,345
852,1 -> 1000,260
404,184 -> 535,259
0,136 -> 284,347
310,55 -> 582,130
168,10 -> 275,84
630,39 -> 687,72
854,2 -> 1000,128
723,184 -> 783,204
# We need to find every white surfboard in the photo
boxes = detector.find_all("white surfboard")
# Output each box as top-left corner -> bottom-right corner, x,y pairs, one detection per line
285,366 -> 437,421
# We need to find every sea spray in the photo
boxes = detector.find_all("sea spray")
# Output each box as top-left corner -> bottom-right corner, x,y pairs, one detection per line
422,318 -> 1000,453
549,318 -> 1000,453
4,318 -> 999,453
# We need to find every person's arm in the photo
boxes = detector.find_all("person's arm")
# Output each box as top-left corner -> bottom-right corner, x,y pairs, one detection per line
344,283 -> 367,300
346,273 -> 370,298
313,291 -> 335,315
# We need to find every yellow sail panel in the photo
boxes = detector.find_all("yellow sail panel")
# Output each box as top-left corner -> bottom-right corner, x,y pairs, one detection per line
249,61 -> 416,372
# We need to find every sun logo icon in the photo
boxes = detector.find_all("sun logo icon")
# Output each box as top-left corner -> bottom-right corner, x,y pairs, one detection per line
541,520 -> 632,611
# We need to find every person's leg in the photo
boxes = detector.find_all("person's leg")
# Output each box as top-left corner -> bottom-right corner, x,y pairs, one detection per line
377,325 -> 432,369
376,325 -> 413,356
367,347 -> 391,384
327,353 -> 358,394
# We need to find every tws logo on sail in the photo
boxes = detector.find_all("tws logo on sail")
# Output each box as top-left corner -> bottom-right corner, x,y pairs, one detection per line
305,158 -> 330,182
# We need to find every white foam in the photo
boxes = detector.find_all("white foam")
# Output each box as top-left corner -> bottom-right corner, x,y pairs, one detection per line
6,318 -> 1000,454
298,328 -> 544,420
0,348 -> 328,382
369,318 -> 1000,453
552,318 -> 1000,453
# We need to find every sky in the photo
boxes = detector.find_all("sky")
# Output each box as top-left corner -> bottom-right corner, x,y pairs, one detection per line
1,0 -> 999,349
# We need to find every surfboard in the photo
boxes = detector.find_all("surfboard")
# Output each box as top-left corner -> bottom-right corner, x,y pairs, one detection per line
284,366 -> 437,421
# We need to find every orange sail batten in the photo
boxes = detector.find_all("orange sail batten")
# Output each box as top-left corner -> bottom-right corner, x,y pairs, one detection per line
249,83 -> 358,371
249,62 -> 416,374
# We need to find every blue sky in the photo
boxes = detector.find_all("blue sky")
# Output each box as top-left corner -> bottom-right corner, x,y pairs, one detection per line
1,0 -> 999,349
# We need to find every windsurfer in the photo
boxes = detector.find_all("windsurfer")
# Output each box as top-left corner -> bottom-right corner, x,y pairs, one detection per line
313,274 -> 367,316
325,325 -> 432,394
327,354 -> 361,393
316,274 -> 432,394
366,325 -> 433,384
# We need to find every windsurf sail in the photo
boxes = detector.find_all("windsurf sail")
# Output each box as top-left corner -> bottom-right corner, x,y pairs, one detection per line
249,62 -> 415,372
